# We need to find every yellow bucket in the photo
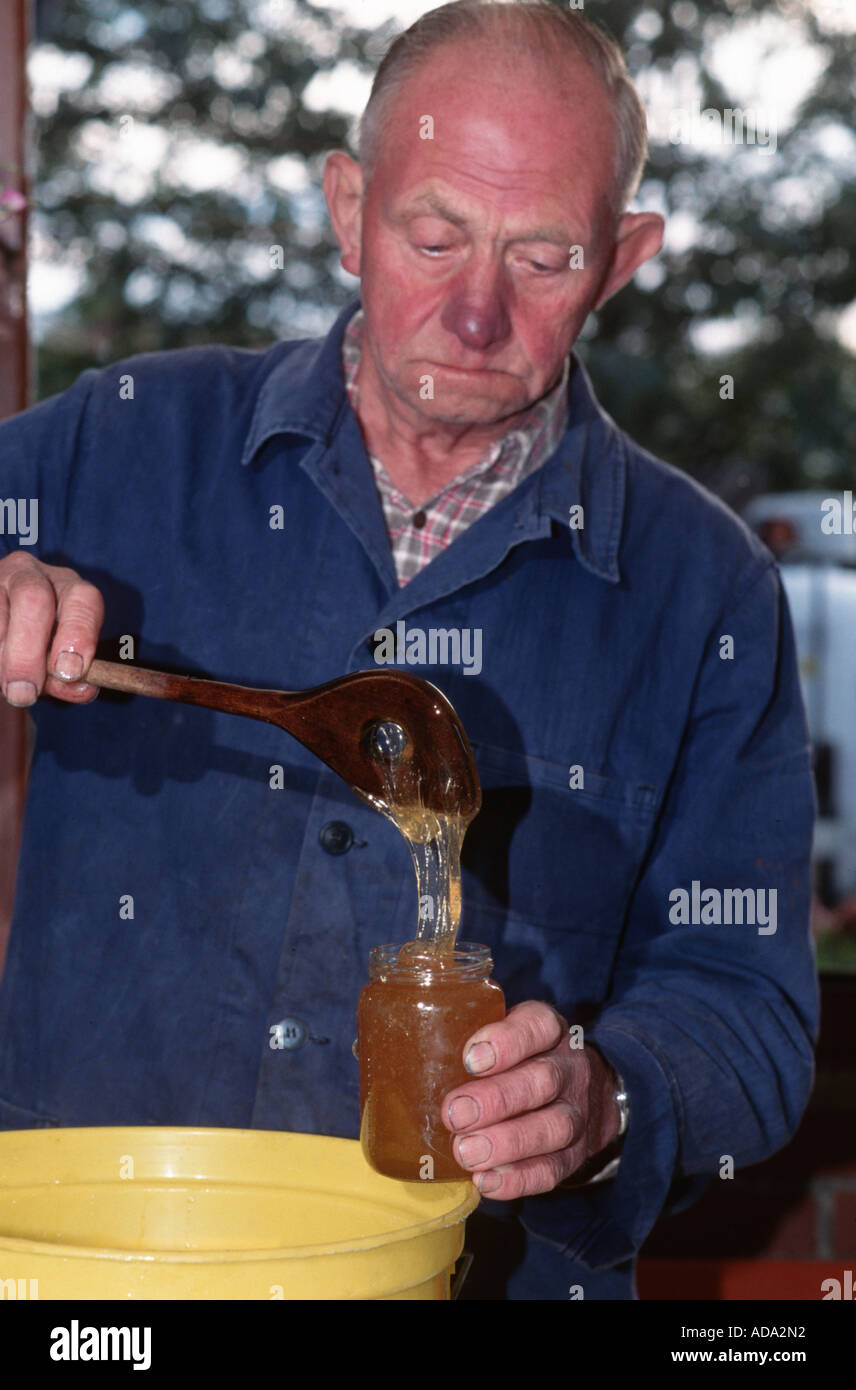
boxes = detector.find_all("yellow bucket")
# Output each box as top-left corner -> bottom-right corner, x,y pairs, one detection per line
0,1127 -> 479,1300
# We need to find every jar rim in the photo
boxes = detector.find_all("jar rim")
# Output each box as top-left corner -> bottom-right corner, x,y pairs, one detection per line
367,940 -> 493,979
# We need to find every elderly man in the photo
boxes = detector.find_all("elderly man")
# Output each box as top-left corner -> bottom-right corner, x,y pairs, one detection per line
0,1 -> 816,1300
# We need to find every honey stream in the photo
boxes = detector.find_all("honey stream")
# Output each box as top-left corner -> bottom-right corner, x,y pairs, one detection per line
365,736 -> 473,955
357,721 -> 501,1181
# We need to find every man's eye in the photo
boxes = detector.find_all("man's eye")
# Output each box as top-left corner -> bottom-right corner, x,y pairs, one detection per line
529,260 -> 560,273
420,245 -> 449,255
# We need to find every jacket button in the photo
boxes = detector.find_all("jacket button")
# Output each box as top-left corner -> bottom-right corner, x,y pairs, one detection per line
319,820 -> 354,855
271,1017 -> 308,1051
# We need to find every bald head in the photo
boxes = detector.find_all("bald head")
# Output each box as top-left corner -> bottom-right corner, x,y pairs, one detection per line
365,40 -> 621,247
358,0 -> 648,217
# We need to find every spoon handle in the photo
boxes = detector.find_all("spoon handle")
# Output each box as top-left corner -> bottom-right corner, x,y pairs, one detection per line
84,657 -> 291,725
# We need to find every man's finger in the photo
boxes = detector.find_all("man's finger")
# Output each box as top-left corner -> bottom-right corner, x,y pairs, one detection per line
473,1148 -> 580,1202
0,585 -> 9,659
452,1098 -> 582,1173
46,572 -> 104,702
0,557 -> 104,706
462,999 -> 567,1076
443,1051 -> 574,1132
0,559 -> 57,703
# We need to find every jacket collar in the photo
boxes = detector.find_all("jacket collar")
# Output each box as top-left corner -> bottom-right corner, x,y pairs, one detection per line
538,354 -> 626,584
240,298 -> 363,464
241,296 -> 624,585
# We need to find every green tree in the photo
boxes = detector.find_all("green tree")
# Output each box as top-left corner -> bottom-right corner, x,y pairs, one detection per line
32,0 -> 389,384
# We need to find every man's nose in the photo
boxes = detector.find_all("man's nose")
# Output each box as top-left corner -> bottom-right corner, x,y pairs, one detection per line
439,263 -> 512,351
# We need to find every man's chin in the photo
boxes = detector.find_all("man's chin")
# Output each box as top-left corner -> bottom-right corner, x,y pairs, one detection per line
411,404 -> 524,429
397,383 -> 530,428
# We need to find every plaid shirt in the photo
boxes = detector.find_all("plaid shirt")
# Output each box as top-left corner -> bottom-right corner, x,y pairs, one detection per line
342,309 -> 570,586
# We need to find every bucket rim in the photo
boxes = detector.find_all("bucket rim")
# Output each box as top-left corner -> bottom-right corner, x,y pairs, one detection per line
0,1126 -> 481,1265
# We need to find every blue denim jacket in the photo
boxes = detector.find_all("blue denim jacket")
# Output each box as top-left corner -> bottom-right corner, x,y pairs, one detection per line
0,297 -> 817,1296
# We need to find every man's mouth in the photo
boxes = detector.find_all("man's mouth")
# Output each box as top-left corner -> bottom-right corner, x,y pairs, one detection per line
430,364 -> 507,375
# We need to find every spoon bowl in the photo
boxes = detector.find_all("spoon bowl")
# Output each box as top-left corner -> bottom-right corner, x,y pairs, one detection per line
84,659 -> 481,821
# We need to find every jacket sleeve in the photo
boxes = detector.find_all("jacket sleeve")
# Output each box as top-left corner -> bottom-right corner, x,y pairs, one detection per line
0,370 -> 100,563
523,557 -> 818,1269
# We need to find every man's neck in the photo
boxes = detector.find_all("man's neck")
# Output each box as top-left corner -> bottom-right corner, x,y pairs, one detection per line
353,341 -> 547,508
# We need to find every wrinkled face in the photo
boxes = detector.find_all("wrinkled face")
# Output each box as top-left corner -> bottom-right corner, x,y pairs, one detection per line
356,43 -> 620,427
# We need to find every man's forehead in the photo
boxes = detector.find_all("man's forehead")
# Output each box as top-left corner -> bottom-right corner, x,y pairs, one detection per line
392,186 -> 584,245
390,61 -> 608,148
371,46 -> 616,231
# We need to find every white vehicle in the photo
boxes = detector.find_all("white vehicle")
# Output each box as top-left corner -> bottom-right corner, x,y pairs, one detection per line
743,492 -> 856,905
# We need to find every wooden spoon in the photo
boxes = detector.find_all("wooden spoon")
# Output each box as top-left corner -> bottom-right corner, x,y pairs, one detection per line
84,658 -> 481,820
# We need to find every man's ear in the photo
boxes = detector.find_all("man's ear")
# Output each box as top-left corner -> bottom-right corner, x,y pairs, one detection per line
323,151 -> 365,278
593,212 -> 665,309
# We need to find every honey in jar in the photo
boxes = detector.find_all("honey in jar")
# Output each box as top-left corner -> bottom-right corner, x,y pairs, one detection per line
358,942 -> 505,1182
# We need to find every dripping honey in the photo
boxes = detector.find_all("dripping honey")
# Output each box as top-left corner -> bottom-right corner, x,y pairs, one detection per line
357,738 -> 506,1182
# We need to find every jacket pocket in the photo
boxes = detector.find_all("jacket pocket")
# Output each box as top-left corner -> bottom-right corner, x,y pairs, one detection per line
461,742 -> 661,1011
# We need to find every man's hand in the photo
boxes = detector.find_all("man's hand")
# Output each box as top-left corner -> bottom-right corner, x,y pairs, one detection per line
441,1001 -> 622,1199
0,552 -> 103,706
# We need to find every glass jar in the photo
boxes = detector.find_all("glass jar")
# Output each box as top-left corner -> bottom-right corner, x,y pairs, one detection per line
357,942 -> 505,1182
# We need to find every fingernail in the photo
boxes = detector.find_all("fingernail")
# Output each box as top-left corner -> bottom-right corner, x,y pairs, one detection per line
457,1135 -> 492,1168
449,1096 -> 479,1130
476,1171 -> 502,1196
5,680 -> 37,707
53,650 -> 84,681
465,1042 -> 496,1074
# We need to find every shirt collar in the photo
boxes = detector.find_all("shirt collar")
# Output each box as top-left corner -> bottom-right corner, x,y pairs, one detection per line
241,295 -> 624,584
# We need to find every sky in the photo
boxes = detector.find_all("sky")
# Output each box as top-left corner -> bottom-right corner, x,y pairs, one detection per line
24,0 -> 856,354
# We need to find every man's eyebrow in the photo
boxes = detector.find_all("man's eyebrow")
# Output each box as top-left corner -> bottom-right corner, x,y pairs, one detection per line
401,193 -> 574,244
401,193 -> 468,228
